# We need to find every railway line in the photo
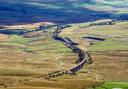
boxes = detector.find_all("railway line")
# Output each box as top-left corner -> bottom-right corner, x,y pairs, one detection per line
19,24 -> 93,80
42,24 -> 93,80
3,24 -> 104,89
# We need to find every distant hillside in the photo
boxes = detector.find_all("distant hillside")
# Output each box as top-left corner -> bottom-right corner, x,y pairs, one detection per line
0,0 -> 127,25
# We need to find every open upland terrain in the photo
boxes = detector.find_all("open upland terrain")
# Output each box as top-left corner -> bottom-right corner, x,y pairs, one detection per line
0,19 -> 128,89
60,20 -> 128,81
0,0 -> 128,89
0,23 -> 102,89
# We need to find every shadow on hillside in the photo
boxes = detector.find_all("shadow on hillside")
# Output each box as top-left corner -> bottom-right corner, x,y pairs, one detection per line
0,1 -> 127,25
0,29 -> 25,35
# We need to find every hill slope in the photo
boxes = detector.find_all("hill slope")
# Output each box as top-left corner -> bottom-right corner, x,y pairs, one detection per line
0,0 -> 127,25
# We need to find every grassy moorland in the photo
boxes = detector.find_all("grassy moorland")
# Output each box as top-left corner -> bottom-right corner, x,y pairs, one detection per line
60,20 -> 128,52
0,0 -> 128,89
0,19 -> 128,89
60,19 -> 128,88
0,25 -> 96,89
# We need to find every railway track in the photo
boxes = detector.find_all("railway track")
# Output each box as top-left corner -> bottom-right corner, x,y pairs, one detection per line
19,24 -> 93,80
4,24 -> 93,88
42,25 -> 93,80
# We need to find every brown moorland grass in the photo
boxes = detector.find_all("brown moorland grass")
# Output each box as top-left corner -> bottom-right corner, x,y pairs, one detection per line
60,20 -> 128,81
88,51 -> 128,81
22,79 -> 103,89
23,80 -> 80,89
0,21 -> 108,89
0,87 -> 66,89
0,68 -> 44,76
0,51 -> 30,62
2,22 -> 54,30
0,34 -> 9,41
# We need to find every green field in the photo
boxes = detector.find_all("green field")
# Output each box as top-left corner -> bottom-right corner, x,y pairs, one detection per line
89,82 -> 128,89
61,21 -> 128,52
88,38 -> 128,52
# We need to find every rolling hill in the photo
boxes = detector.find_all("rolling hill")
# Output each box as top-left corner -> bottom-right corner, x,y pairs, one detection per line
0,1 -> 128,89
0,0 -> 127,25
